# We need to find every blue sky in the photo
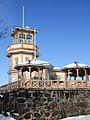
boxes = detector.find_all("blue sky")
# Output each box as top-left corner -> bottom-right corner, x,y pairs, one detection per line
0,0 -> 90,84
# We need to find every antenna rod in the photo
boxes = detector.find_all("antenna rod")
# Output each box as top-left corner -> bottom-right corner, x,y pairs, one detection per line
22,6 -> 24,27
34,30 -> 36,60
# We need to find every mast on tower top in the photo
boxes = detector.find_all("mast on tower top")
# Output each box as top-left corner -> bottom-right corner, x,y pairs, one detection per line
22,6 -> 25,27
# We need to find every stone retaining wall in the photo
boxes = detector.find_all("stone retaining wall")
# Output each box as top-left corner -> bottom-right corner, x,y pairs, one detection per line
0,89 -> 90,120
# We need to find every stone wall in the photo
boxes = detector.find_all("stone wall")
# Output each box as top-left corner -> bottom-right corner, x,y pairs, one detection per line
0,89 -> 90,120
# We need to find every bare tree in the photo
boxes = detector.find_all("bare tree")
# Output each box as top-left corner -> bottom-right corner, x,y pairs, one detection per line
0,19 -> 8,39
0,1 -> 8,39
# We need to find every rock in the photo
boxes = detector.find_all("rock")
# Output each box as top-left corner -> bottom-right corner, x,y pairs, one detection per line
40,117 -> 46,120
45,93 -> 51,97
19,91 -> 26,97
11,113 -> 19,120
51,110 -> 58,117
45,111 -> 50,117
18,103 -> 26,109
80,108 -> 87,115
17,97 -> 26,103
23,112 -> 32,119
49,101 -> 57,110
77,101 -> 88,108
18,107 -> 30,115
3,112 -> 9,117
34,112 -> 41,118
61,109 -> 66,119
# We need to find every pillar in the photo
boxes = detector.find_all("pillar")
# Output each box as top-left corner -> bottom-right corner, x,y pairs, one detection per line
29,67 -> 31,80
46,68 -> 49,80
38,67 -> 40,80
64,70 -> 67,88
17,69 -> 20,81
76,69 -> 79,80
67,69 -> 71,80
41,69 -> 43,80
85,69 -> 88,81
19,67 -> 23,87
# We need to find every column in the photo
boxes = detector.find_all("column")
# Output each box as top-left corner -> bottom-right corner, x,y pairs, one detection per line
20,68 -> 23,81
29,67 -> 31,80
17,69 -> 20,81
76,69 -> 79,80
46,68 -> 49,80
19,67 -> 23,87
67,69 -> 71,80
85,69 -> 88,81
43,69 -> 46,80
38,67 -> 40,80
64,70 -> 67,88
41,69 -> 43,80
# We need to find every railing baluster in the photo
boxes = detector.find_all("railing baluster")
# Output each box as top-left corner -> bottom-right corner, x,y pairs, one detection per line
1,79 -> 90,92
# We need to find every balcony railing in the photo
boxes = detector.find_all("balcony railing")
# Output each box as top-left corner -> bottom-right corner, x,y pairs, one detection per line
0,80 -> 90,92
7,44 -> 35,51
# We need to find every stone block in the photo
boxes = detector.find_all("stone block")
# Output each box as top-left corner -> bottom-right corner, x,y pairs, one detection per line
51,110 -> 59,117
19,91 -> 26,97
44,111 -> 50,117
34,112 -> 41,118
49,101 -> 57,111
17,97 -> 26,103
23,112 -> 32,119
18,103 -> 26,109
77,101 -> 88,108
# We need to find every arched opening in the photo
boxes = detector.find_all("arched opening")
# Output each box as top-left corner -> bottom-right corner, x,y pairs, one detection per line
31,67 -> 38,80
22,67 -> 29,81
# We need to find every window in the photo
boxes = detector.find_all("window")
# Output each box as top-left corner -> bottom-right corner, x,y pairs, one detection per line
15,35 -> 18,39
26,34 -> 32,44
26,34 -> 32,39
28,40 -> 32,44
15,57 -> 19,65
20,39 -> 24,43
19,33 -> 25,39
25,57 -> 29,62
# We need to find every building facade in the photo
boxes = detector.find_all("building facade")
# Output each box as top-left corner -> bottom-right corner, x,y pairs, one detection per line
6,26 -> 39,83
6,26 -> 90,89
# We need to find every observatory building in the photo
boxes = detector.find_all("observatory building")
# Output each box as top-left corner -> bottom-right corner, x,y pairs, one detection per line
5,25 -> 90,89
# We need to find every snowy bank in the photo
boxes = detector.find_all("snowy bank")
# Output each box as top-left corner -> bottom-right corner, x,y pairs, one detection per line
0,114 -> 16,120
61,115 -> 90,120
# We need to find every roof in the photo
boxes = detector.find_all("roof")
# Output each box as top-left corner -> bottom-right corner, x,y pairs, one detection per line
11,26 -> 39,36
61,62 -> 90,70
15,59 -> 54,69
53,67 -> 61,71
30,59 -> 53,68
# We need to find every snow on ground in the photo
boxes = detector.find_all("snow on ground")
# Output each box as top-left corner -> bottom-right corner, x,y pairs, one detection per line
61,115 -> 90,120
0,114 -> 16,120
1,114 -> 90,120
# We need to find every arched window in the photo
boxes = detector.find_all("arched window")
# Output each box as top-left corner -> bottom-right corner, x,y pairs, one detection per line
15,57 -> 19,65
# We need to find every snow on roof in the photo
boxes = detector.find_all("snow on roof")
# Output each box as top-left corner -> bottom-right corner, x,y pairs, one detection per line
61,62 -> 90,70
15,59 -> 53,69
11,26 -> 39,35
53,67 -> 61,71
